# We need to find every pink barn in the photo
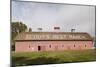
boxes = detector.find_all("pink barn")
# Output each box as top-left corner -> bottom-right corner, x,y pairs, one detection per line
15,32 -> 94,52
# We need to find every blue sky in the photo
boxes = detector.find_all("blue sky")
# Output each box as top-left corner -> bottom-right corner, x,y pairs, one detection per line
11,1 -> 95,36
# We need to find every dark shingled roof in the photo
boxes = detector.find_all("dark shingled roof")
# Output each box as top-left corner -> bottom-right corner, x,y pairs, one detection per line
15,32 -> 93,41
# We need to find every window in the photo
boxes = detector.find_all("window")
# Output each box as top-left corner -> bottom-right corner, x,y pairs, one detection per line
29,45 -> 30,48
62,45 -> 64,47
49,45 -> 51,48
74,45 -> 75,47
85,45 -> 86,47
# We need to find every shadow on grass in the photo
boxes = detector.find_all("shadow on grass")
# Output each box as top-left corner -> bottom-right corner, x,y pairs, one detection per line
12,55 -> 96,67
12,56 -> 60,67
12,56 -> 27,67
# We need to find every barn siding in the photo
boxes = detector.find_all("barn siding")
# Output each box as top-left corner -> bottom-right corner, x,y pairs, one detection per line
15,41 -> 93,52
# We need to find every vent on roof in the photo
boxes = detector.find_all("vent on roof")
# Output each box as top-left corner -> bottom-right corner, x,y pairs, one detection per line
54,27 -> 60,32
37,28 -> 42,31
71,29 -> 75,32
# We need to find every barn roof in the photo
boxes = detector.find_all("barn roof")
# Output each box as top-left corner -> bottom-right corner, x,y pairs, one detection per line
15,32 -> 93,41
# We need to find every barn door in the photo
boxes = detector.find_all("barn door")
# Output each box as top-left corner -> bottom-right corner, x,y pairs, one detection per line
38,46 -> 41,51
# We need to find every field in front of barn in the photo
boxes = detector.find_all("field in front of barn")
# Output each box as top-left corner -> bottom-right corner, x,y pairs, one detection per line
12,49 -> 96,66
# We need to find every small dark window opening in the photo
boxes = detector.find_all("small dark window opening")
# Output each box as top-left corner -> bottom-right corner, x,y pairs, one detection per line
74,45 -> 75,47
49,45 -> 51,48
85,45 -> 86,47
29,45 -> 30,48
62,45 -> 64,47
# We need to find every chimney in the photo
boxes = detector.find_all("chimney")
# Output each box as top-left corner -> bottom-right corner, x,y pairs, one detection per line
71,29 -> 75,32
37,28 -> 42,32
54,27 -> 60,32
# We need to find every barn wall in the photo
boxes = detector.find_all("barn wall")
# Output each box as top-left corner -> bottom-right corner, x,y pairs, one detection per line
15,41 -> 93,52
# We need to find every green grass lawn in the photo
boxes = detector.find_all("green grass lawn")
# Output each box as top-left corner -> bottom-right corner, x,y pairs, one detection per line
12,49 -> 96,66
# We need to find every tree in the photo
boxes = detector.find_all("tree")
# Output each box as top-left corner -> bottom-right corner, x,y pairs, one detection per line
11,21 -> 28,51
11,21 -> 27,40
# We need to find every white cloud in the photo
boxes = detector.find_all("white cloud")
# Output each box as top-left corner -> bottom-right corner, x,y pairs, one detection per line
12,1 -> 95,36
